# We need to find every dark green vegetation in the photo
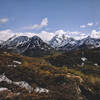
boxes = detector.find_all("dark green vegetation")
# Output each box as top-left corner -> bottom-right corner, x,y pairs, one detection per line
0,48 -> 100,100
47,48 -> 100,67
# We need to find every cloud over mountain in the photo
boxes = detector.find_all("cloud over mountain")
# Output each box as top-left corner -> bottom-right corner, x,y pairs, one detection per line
91,30 -> 100,38
0,29 -> 14,40
1,28 -> 100,42
0,18 -> 8,24
23,17 -> 48,30
80,22 -> 94,28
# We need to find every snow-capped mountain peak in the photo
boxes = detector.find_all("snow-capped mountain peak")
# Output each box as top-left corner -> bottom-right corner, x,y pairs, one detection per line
49,34 -> 100,51
1,35 -> 29,49
49,33 -> 76,48
0,35 -> 53,57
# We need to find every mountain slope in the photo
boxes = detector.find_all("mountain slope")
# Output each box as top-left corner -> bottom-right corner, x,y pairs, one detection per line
46,47 -> 100,67
0,51 -> 99,100
49,34 -> 100,51
0,52 -> 84,100
0,40 -> 4,44
0,36 -> 54,57
49,34 -> 77,48
1,34 -> 100,54
77,36 -> 100,49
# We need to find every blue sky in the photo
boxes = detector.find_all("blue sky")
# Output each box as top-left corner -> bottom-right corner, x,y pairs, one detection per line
0,0 -> 100,40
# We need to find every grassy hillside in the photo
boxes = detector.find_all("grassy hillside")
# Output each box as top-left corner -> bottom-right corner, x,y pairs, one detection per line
0,51 -> 100,100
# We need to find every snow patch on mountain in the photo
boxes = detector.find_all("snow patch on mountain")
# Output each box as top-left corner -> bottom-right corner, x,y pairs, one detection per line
0,73 -> 33,93
49,34 -> 100,51
0,87 -> 9,92
49,33 -> 72,48
81,57 -> 87,62
8,64 -> 17,68
91,30 -> 100,39
14,81 -> 33,93
0,73 -> 50,93
34,87 -> 49,93
1,30 -> 100,52
13,61 -> 22,65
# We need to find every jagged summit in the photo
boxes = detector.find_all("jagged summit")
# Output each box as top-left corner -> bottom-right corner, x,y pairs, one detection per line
49,34 -> 100,51
1,33 -> 100,53
0,35 -> 53,57
49,33 -> 75,48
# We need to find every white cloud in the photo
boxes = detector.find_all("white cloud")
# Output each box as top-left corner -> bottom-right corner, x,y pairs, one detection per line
38,31 -> 55,42
0,29 -> 66,42
70,32 -> 80,35
0,29 -> 89,42
66,31 -> 88,40
18,31 -> 54,42
0,18 -> 8,24
0,29 -> 37,41
74,33 -> 88,40
0,29 -> 14,40
40,18 -> 48,27
90,30 -> 100,38
0,29 -> 54,42
55,30 -> 66,35
67,31 -> 80,35
24,17 -> 48,30
15,32 -> 36,37
80,25 -> 86,28
80,22 -> 94,28
87,22 -> 93,26
54,30 -> 88,40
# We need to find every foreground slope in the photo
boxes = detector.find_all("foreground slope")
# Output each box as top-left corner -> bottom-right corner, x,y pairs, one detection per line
46,48 -> 100,100
47,47 -> 100,67
0,51 -> 100,100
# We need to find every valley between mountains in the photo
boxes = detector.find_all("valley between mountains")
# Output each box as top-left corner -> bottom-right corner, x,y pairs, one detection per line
0,34 -> 100,100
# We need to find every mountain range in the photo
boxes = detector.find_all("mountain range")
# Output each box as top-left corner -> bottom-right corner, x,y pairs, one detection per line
0,33 -> 100,56
0,35 -> 54,57
49,34 -> 100,51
